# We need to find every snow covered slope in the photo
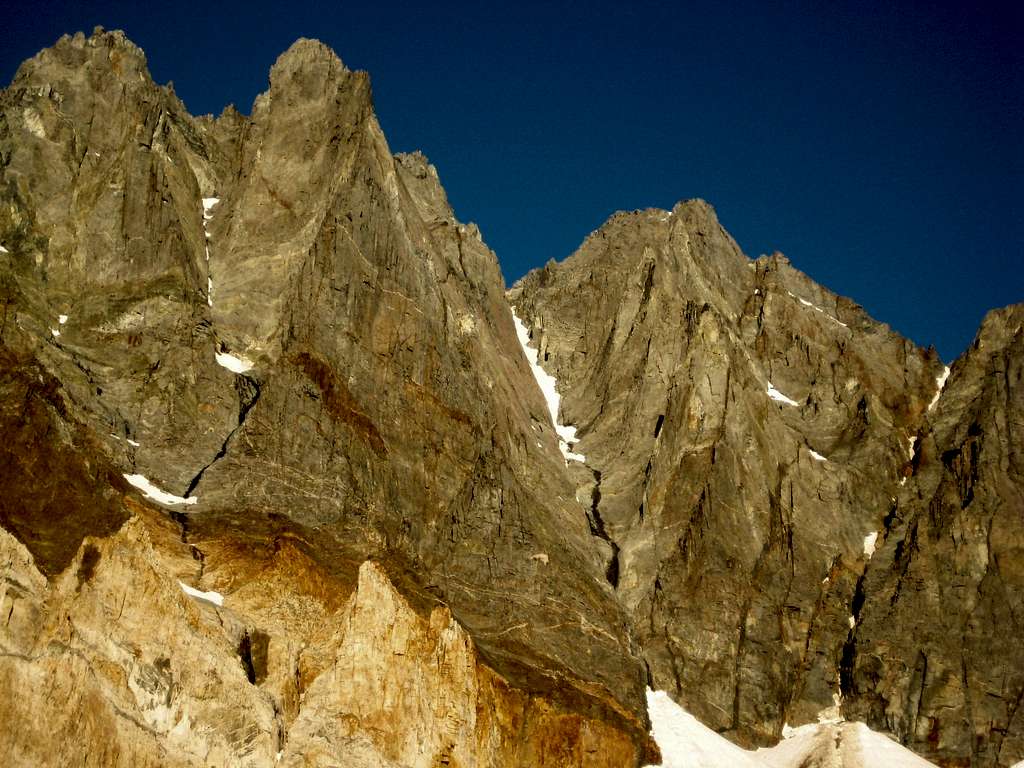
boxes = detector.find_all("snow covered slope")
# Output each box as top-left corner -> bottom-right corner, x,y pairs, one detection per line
645,689 -> 939,768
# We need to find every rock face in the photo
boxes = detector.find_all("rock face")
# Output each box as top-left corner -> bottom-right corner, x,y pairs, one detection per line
0,28 -> 654,767
511,204 -> 1022,766
0,27 -> 1019,768
843,305 -> 1024,767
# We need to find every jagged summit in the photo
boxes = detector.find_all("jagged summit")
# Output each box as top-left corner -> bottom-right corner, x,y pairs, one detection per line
268,37 -> 353,89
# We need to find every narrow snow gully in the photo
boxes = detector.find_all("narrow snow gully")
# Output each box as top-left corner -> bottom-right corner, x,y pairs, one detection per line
511,307 -> 621,588
202,197 -> 219,307
511,308 -> 586,463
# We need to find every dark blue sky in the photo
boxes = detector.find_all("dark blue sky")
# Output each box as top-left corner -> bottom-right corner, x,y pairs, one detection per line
3,1 -> 1020,361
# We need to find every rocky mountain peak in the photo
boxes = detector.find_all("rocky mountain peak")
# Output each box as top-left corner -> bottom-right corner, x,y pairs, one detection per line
0,30 -> 1020,768
266,37 -> 357,101
14,26 -> 152,91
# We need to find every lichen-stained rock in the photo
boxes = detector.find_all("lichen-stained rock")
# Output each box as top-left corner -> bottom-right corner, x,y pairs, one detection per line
843,305 -> 1024,767
0,28 -> 654,762
508,201 -> 986,756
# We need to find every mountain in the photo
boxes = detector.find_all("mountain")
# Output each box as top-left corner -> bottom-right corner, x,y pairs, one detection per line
0,28 -> 1020,768
510,205 -> 1024,766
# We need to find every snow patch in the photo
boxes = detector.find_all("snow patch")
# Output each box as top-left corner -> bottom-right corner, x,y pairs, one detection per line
58,314 -> 68,324
202,197 -> 220,217
808,448 -> 828,462
511,309 -> 585,463
178,581 -> 223,606
863,531 -> 879,558
50,328 -> 60,337
215,351 -> 254,374
202,198 -> 219,306
767,383 -> 800,407
123,474 -> 197,507
845,721 -> 939,767
0,244 -> 9,253
927,366 -> 951,412
646,688 -> 940,767
848,615 -> 856,628
127,438 -> 140,447
644,689 -> 764,768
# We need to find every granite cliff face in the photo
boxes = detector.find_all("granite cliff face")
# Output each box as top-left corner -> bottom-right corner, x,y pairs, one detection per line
0,28 -> 1020,768
0,29 -> 653,767
511,205 -> 1022,766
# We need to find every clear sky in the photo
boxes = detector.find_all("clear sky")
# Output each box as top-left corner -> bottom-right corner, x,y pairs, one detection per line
2,0 -> 1020,361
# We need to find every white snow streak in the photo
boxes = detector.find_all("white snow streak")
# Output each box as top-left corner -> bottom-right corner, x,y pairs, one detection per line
202,197 -> 219,307
178,581 -> 223,606
215,351 -> 254,374
808,448 -> 828,462
123,473 -> 197,507
50,328 -> 60,337
927,366 -> 951,412
786,291 -> 848,327
863,531 -> 879,558
0,244 -> 8,253
767,383 -> 800,407
127,438 -> 141,447
511,309 -> 585,463
58,314 -> 68,324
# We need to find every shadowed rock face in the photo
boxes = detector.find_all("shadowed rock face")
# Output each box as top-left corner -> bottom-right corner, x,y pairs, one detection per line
0,28 -> 655,766
511,204 -> 1022,766
0,27 -> 1019,768
843,305 -> 1024,767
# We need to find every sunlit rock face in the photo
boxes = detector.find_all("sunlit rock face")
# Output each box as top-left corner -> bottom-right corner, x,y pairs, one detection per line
512,208 -> 1023,765
0,26 -> 1020,768
0,27 -> 653,766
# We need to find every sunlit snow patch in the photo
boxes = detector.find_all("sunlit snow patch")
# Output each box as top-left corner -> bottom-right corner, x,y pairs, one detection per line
646,687 -> 941,767
761,719 -> 939,768
767,383 -> 800,407
58,314 -> 68,324
644,689 -> 765,768
808,448 -> 828,462
123,473 -> 198,506
0,244 -> 8,253
511,308 -> 586,463
863,531 -> 879,558
215,351 -> 254,374
50,328 -> 60,337
927,366 -> 951,412
178,581 -> 223,606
